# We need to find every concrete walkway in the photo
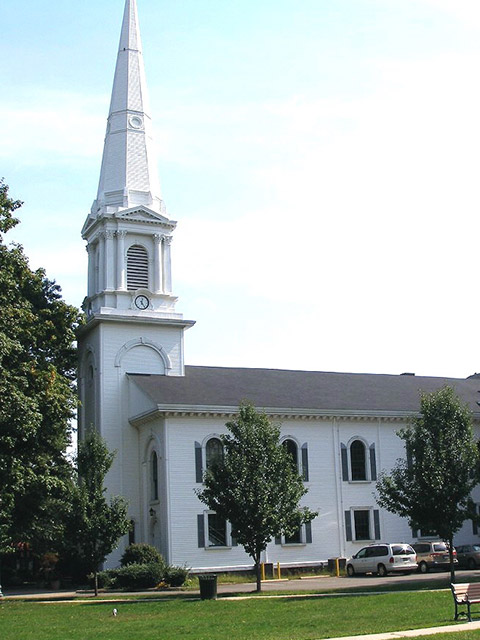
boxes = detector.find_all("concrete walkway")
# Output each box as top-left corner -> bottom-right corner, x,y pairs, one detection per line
326,621 -> 480,640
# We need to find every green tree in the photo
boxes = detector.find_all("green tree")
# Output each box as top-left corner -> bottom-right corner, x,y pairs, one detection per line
376,386 -> 479,582
197,404 -> 317,592
0,180 -> 80,591
71,429 -> 130,595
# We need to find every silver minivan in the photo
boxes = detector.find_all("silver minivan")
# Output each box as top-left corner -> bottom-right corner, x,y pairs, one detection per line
346,543 -> 418,577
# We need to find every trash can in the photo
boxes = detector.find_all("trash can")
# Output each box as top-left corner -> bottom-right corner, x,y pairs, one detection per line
328,557 -> 347,573
198,574 -> 217,600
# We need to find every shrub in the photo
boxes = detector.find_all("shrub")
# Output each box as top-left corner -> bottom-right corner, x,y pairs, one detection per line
94,569 -> 119,589
115,563 -> 163,590
120,543 -> 165,568
163,565 -> 189,587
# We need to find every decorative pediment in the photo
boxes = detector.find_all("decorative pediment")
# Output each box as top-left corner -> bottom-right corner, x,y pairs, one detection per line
115,206 -> 176,227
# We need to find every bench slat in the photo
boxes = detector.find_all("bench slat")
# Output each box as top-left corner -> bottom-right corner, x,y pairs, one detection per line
451,585 -> 480,602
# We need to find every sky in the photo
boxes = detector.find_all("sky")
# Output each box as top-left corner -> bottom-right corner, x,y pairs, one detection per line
2,0 -> 480,379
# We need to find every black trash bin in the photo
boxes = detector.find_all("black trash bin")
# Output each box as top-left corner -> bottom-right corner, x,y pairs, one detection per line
198,574 -> 217,600
328,557 -> 346,573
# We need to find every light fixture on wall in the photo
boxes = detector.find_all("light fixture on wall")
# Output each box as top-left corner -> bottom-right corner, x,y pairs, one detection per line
149,507 -> 156,517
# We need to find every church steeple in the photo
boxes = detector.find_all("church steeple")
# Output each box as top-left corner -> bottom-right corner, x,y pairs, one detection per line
91,0 -> 163,217
81,0 -> 190,323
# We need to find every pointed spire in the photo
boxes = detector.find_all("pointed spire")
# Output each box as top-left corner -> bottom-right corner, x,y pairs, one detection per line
91,0 -> 164,216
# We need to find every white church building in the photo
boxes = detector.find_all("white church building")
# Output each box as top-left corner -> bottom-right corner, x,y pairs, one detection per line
78,0 -> 480,572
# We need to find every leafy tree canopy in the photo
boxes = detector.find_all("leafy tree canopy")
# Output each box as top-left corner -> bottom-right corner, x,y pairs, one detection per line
376,386 -> 479,581
0,179 -> 81,553
197,404 -> 317,591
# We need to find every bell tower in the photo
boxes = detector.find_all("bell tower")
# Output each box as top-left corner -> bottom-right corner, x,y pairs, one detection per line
81,0 -> 181,321
78,0 -> 194,448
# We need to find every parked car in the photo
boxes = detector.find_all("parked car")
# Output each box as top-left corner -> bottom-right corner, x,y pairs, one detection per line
412,541 -> 457,573
455,544 -> 480,569
346,543 -> 417,577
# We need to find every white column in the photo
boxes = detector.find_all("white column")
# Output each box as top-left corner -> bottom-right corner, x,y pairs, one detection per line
97,233 -> 105,293
116,230 -> 127,291
153,234 -> 163,293
162,235 -> 173,293
87,244 -> 96,298
105,230 -> 115,290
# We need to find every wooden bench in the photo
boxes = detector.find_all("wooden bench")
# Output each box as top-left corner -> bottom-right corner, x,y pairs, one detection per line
451,583 -> 480,622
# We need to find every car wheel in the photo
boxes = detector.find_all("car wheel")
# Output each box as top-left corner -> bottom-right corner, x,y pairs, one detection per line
346,564 -> 355,577
418,561 -> 428,574
377,564 -> 387,577
467,558 -> 477,570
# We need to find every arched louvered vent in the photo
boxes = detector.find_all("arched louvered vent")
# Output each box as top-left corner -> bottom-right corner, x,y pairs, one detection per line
127,245 -> 149,290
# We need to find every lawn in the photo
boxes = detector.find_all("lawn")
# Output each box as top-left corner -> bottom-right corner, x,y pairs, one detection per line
0,589 -> 471,640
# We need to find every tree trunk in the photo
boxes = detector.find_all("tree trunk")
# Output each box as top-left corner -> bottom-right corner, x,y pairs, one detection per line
448,535 -> 455,584
94,569 -> 99,597
255,555 -> 262,593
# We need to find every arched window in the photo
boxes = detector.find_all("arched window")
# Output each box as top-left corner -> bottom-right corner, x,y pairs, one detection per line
350,439 -> 367,481
283,439 -> 299,472
151,451 -> 159,501
206,437 -> 223,470
127,244 -> 149,290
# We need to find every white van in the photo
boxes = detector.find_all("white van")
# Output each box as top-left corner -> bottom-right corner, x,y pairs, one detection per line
346,543 -> 418,577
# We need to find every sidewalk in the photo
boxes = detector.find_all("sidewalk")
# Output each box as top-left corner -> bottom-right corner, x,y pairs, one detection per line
327,621 -> 480,640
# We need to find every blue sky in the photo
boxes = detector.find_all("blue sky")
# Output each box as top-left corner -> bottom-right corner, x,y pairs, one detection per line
3,0 -> 480,378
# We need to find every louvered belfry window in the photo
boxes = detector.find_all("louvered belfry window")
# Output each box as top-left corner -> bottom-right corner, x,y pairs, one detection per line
127,244 -> 149,290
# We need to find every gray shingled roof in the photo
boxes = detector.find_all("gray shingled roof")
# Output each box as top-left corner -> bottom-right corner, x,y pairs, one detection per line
129,366 -> 480,416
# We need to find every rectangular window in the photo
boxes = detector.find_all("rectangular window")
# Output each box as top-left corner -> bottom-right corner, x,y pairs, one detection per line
198,512 -> 236,548
207,512 -> 227,547
285,527 -> 302,544
346,508 -> 380,542
354,510 -> 371,540
278,522 -> 313,545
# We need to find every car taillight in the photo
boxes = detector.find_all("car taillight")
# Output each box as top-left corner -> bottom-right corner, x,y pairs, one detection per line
389,557 -> 394,563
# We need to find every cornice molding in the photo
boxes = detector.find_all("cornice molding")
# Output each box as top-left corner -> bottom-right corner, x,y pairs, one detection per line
129,404 -> 476,427
77,313 -> 195,338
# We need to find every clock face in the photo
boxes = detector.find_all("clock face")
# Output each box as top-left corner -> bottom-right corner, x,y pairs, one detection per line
129,115 -> 144,130
134,295 -> 149,310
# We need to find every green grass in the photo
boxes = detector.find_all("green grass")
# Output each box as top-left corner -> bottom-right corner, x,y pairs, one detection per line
0,589 -> 473,640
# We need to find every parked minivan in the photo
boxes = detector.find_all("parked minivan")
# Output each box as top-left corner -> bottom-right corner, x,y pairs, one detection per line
412,541 -> 457,573
346,543 -> 417,577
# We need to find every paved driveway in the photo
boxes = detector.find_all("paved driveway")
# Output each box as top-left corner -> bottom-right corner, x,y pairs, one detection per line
3,568 -> 479,599
217,568 -> 480,594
